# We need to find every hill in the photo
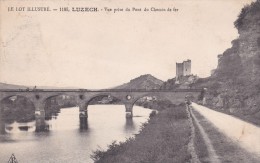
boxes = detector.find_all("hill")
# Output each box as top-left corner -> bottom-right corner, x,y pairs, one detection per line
0,83 -> 27,89
0,82 -> 79,89
114,74 -> 164,89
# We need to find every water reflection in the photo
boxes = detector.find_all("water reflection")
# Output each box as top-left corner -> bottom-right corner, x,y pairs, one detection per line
18,126 -> 30,131
124,117 -> 136,132
0,105 -> 152,163
0,106 -> 152,134
4,121 -> 36,133
5,126 -> 13,132
79,114 -> 88,130
35,117 -> 49,132
0,119 -> 6,134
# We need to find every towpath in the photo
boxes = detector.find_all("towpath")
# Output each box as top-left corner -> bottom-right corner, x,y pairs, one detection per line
190,103 -> 260,162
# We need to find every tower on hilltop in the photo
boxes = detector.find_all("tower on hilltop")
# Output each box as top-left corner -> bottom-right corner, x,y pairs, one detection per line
176,59 -> 191,81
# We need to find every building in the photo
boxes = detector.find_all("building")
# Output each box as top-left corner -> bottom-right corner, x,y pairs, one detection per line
176,59 -> 191,80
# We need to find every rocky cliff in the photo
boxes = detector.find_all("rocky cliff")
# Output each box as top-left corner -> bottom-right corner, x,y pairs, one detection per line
202,0 -> 260,124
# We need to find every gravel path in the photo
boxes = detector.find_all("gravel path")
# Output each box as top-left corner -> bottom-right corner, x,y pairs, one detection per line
191,103 -> 260,158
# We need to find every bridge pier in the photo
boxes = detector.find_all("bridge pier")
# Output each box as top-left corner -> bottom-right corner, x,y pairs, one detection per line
125,103 -> 133,118
35,102 -> 45,119
0,111 -> 5,134
0,104 -> 6,134
34,101 -> 48,132
35,110 -> 48,132
79,103 -> 88,129
0,121 -> 5,134
35,116 -> 49,132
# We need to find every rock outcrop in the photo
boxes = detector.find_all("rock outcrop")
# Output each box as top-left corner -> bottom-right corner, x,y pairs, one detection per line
161,75 -> 199,89
201,0 -> 260,124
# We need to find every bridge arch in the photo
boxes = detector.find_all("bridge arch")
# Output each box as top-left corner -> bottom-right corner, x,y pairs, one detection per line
0,95 -> 36,109
86,93 -> 124,106
132,93 -> 165,105
0,93 -> 39,104
87,93 -> 112,105
1,94 -> 32,102
0,95 -> 36,123
43,94 -> 78,105
42,93 -> 79,104
43,94 -> 78,120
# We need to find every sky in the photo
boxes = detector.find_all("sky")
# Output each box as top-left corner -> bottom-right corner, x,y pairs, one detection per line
0,0 -> 254,89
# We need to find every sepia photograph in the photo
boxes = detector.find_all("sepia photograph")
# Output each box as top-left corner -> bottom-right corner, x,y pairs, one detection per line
0,0 -> 260,162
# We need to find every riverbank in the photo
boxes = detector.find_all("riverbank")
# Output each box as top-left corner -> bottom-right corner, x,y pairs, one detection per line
91,101 -> 192,162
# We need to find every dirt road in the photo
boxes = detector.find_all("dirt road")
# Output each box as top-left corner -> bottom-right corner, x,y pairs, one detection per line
191,103 -> 260,162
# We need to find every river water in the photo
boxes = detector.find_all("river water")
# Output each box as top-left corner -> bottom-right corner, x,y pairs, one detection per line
0,105 -> 152,163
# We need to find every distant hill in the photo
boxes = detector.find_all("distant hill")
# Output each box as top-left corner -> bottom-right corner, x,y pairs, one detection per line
0,83 -> 27,89
0,83 -> 79,89
114,74 -> 164,89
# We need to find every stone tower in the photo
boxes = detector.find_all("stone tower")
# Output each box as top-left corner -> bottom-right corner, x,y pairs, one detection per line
176,59 -> 191,80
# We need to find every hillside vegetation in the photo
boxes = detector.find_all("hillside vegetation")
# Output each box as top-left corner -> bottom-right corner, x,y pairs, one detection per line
207,0 -> 260,124
192,1 -> 260,125
114,74 -> 163,89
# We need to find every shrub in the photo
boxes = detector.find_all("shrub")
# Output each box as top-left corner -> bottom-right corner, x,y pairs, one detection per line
149,110 -> 157,118
234,0 -> 260,30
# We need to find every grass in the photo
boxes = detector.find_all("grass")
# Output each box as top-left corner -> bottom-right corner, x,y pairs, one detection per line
91,102 -> 192,163
191,113 -> 209,162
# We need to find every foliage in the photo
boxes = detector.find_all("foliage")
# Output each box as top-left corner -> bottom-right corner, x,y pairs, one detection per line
149,110 -> 157,118
1,96 -> 35,123
234,4 -> 250,29
234,0 -> 260,30
90,140 -> 133,162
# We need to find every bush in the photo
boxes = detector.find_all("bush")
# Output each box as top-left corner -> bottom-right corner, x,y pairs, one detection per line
149,110 -> 157,118
234,0 -> 260,30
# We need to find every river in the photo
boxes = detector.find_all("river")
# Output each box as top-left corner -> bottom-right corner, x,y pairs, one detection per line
0,105 -> 152,162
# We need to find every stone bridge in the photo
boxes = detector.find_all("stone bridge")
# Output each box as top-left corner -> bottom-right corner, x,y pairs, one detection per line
0,88 -> 203,118
0,88 -> 203,131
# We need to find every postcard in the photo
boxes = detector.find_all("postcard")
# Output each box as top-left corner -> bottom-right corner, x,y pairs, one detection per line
0,0 -> 259,162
